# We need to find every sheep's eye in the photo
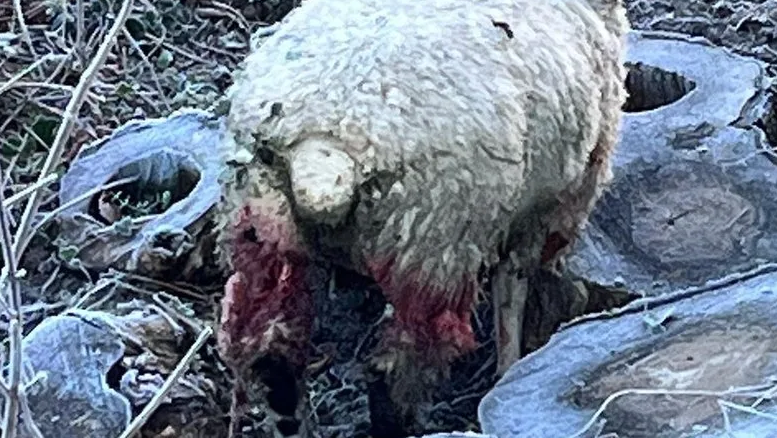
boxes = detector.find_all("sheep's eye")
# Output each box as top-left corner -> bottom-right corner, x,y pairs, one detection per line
242,226 -> 259,243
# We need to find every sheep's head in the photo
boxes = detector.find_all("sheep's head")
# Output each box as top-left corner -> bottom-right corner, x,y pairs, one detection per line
216,170 -> 313,373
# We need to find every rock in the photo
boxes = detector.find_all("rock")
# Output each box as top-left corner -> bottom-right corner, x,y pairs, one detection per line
19,304 -> 219,438
477,29 -> 777,438
567,30 -> 773,297
479,265 -> 777,438
21,312 -> 131,438
623,0 -> 777,69
56,108 -> 224,279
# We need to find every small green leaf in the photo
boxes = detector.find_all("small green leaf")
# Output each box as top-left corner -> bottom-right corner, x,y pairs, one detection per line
58,245 -> 79,262
156,49 -> 174,69
114,216 -> 135,237
116,81 -> 134,98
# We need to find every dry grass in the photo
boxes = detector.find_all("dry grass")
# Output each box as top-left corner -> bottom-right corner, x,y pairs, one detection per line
0,0 -> 254,435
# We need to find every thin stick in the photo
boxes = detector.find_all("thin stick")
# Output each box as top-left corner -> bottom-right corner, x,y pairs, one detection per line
1,174 -> 59,210
14,176 -> 139,260
117,326 -> 213,438
16,391 -> 42,438
12,0 -> 37,60
121,28 -> 171,112
0,167 -> 23,438
1,320 -> 21,438
4,82 -> 77,94
719,399 -> 777,422
10,0 -> 135,262
751,383 -> 777,409
0,55 -> 67,97
76,0 -> 85,61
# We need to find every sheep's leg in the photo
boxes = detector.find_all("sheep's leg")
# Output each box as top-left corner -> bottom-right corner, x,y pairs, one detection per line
492,256 -> 529,376
542,136 -> 615,272
360,168 -> 521,415
492,125 -> 620,376
367,253 -> 479,413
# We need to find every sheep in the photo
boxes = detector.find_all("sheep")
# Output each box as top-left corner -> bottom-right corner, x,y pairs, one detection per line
215,0 -> 629,427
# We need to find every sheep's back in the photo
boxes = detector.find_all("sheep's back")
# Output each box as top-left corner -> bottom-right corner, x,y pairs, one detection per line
224,0 -> 627,276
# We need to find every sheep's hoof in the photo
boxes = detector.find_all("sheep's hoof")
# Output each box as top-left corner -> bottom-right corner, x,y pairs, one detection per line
493,270 -> 529,376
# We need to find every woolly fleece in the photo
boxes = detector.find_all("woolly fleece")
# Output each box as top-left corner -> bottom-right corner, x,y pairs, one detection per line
216,0 -> 629,414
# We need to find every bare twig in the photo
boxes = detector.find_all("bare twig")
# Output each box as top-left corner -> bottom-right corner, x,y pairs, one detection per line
2,81 -> 74,94
117,326 -> 213,438
3,82 -> 100,104
0,168 -> 23,438
76,0 -> 85,62
152,293 -> 203,334
121,28 -> 171,112
0,55 -> 68,97
145,34 -> 215,65
69,279 -> 114,310
16,391 -> 43,438
113,270 -> 208,301
11,0 -> 135,264
1,174 -> 59,210
198,0 -> 250,33
720,399 -> 777,422
751,383 -> 777,408
12,0 -> 38,61
0,102 -> 27,139
15,176 -> 139,258
1,320 -> 22,438
563,263 -> 777,329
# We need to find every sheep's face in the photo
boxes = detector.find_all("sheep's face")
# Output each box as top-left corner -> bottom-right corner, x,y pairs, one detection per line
217,196 -> 313,371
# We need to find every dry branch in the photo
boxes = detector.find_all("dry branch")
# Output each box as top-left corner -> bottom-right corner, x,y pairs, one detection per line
0,0 -> 135,437
11,0 -> 135,263
117,326 -> 213,438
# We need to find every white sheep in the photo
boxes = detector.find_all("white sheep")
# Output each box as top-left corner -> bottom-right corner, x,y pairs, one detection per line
215,0 -> 630,423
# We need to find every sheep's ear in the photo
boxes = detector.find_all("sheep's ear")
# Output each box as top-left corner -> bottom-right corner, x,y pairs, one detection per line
288,136 -> 357,226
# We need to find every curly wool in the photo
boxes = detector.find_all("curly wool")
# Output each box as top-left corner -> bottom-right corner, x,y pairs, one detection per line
223,0 -> 628,300
216,0 -> 630,413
